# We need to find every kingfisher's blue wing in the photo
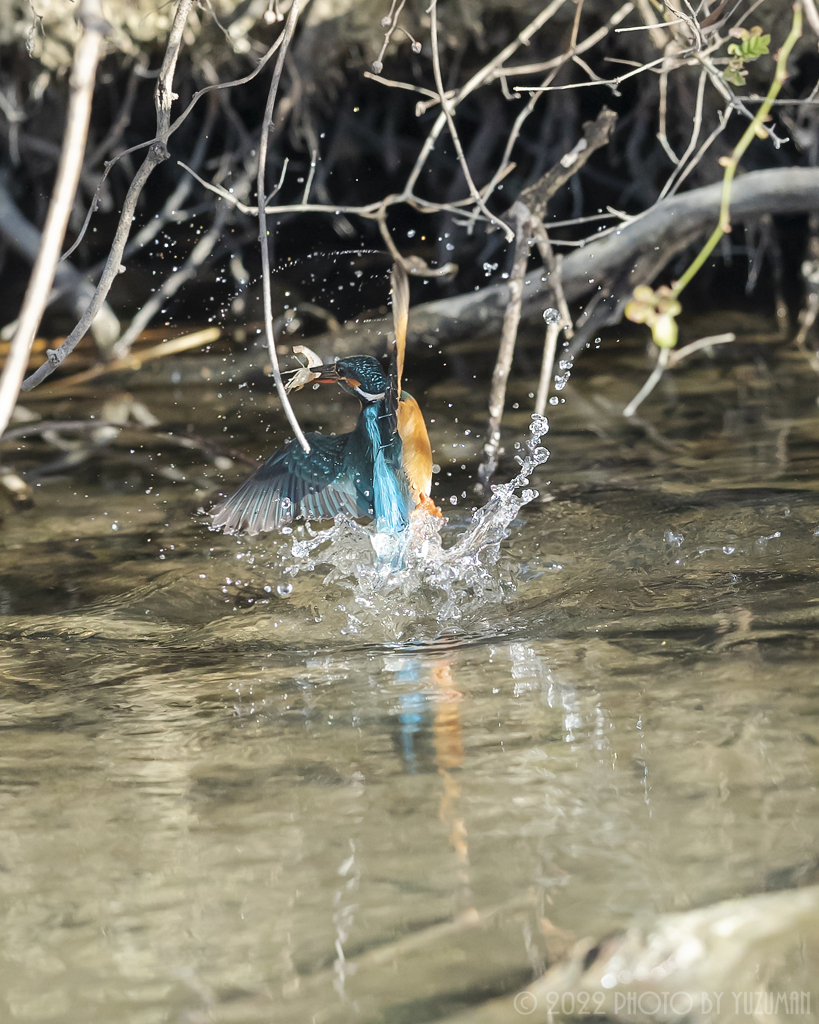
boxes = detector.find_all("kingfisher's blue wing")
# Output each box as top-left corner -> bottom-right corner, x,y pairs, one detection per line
211,431 -> 373,536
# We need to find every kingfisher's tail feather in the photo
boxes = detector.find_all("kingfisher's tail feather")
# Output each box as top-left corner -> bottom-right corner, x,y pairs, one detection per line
388,263 -> 409,426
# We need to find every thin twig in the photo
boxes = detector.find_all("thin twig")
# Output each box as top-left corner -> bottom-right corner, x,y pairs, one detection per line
623,333 -> 736,416
478,203 -> 531,490
402,0 -> 569,199
533,226 -> 573,335
657,67 -> 707,201
302,145 -> 317,204
666,332 -> 736,367
623,346 -> 671,417
533,227 -> 571,417
61,27 -> 286,264
111,200 -> 231,359
514,53 -> 673,93
22,0 -> 196,392
363,71 -> 439,101
671,4 -> 803,301
428,0 -> 513,242
657,52 -> 680,165
0,0 -> 108,436
256,0 -> 311,453
663,105 -> 732,199
372,0 -> 410,74
617,18 -> 685,33
535,322 -> 561,417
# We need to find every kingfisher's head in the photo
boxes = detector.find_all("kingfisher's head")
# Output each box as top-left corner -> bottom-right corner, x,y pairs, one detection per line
310,356 -> 390,405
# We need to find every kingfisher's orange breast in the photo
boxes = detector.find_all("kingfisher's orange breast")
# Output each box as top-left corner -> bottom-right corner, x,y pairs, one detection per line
396,393 -> 442,516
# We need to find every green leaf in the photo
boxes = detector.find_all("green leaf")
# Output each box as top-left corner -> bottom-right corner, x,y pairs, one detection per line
740,32 -> 770,60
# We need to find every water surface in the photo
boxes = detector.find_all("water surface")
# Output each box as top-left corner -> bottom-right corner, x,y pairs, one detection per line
1,326 -> 818,1022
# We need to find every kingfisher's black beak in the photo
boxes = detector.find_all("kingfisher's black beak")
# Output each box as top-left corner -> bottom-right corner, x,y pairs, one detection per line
309,362 -> 343,383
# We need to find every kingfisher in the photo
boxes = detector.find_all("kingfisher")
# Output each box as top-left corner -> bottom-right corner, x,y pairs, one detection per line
211,264 -> 441,537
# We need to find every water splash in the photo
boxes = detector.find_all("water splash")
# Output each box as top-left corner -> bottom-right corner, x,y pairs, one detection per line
253,415 -> 551,639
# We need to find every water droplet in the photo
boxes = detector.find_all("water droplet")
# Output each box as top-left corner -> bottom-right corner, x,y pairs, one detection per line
548,396 -> 559,406
543,308 -> 560,324
372,60 -> 383,73
277,583 -> 294,597
722,545 -> 735,555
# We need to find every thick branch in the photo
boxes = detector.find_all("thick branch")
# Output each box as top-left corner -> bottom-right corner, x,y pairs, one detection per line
293,168 -> 819,369
419,168 -> 819,350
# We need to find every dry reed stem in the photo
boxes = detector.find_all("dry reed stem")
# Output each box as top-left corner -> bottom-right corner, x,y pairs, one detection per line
41,327 -> 223,393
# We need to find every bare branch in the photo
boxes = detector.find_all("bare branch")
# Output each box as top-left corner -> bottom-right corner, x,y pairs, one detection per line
533,227 -> 572,417
623,346 -> 671,418
22,0 -> 196,392
427,0 -> 513,242
514,53 -> 672,94
515,108 -> 618,222
111,201 -> 231,360
624,333 -> 736,417
61,27 -> 286,264
0,0 -> 108,435
478,203 -> 531,490
256,0 -> 312,453
658,67 -> 708,201
402,0 -> 569,198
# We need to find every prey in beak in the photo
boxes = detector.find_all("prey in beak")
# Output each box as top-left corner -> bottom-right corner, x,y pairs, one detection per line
284,345 -> 324,393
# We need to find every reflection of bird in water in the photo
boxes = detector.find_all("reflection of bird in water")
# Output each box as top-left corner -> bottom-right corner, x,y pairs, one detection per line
211,263 -> 441,537
392,656 -> 472,908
